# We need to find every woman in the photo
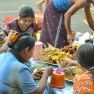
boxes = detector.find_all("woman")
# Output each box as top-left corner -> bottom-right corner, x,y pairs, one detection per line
0,32 -> 53,94
0,6 -> 38,40
40,0 -> 94,48
65,44 -> 94,94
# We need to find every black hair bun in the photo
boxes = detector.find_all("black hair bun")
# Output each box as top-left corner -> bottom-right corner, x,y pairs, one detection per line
8,43 -> 14,48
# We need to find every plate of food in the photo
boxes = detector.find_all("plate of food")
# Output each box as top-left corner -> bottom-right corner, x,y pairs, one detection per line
41,61 -> 58,67
34,68 -> 44,77
63,66 -> 83,83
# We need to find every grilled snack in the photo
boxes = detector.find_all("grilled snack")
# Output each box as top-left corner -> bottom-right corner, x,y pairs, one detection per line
36,68 -> 44,75
63,66 -> 83,80
38,44 -> 72,66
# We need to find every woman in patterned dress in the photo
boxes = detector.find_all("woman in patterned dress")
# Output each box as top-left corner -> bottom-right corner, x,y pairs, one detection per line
0,6 -> 38,40
40,0 -> 94,48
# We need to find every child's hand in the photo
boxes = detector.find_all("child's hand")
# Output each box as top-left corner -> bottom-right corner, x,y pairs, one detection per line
64,58 -> 77,66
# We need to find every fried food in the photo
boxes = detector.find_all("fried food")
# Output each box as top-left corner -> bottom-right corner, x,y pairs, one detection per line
36,68 -> 44,75
63,66 -> 83,80
61,45 -> 78,60
37,44 -> 72,66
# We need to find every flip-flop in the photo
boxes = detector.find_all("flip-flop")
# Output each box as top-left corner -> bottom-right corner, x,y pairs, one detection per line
36,4 -> 42,11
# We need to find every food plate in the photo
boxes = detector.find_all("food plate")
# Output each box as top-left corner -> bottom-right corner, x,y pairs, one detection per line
42,61 -> 58,66
34,68 -> 44,77
47,63 -> 58,66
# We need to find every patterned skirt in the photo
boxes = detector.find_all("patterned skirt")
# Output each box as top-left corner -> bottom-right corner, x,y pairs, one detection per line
40,0 -> 68,48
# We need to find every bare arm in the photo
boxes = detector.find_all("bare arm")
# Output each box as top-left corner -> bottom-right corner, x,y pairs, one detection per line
84,4 -> 94,31
45,0 -> 49,6
64,0 -> 86,34
0,30 -> 16,52
0,37 -> 9,52
64,58 -> 79,66
64,0 -> 87,44
31,66 -> 53,94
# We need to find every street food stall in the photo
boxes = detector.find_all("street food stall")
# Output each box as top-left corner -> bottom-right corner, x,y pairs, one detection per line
1,11 -> 94,94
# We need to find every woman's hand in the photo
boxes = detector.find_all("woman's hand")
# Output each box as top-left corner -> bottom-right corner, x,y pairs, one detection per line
67,31 -> 76,44
32,72 -> 41,80
32,66 -> 53,80
8,30 -> 16,37
44,66 -> 53,76
67,33 -> 73,44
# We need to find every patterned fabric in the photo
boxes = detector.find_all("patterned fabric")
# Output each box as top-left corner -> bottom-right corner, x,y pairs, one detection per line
3,18 -> 37,35
73,71 -> 94,94
40,0 -> 68,48
0,52 -> 38,94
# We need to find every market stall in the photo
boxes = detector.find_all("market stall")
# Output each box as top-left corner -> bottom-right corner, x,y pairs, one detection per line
29,38 -> 85,94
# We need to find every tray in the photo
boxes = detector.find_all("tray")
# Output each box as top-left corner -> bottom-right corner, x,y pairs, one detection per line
65,78 -> 74,83
47,63 -> 58,66
42,61 -> 58,67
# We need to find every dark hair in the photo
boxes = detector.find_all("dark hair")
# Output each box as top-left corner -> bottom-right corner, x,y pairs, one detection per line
8,33 -> 35,52
19,6 -> 35,19
77,43 -> 94,80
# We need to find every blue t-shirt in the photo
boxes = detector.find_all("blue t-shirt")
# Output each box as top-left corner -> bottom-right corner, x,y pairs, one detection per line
52,0 -> 72,11
0,52 -> 38,94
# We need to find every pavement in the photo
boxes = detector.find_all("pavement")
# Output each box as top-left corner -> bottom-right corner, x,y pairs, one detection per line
0,0 -> 92,33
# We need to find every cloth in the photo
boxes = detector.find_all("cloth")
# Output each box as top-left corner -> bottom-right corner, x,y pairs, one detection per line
40,0 -> 68,48
0,52 -> 38,94
3,18 -> 37,35
52,0 -> 72,11
73,71 -> 94,94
